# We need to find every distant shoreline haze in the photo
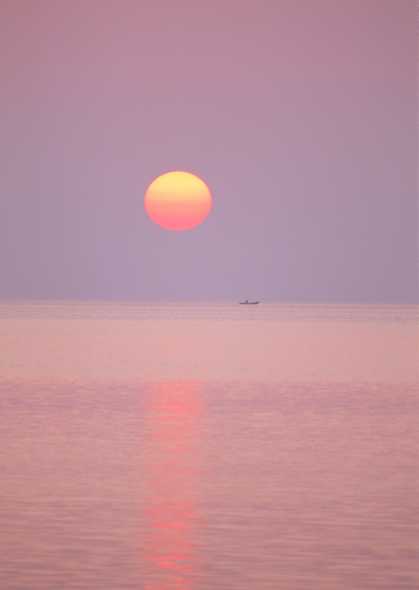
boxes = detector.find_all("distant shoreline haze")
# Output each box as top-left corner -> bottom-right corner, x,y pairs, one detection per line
1,302 -> 416,385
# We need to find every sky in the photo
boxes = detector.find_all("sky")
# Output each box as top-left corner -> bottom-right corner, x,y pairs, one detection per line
1,0 -> 417,302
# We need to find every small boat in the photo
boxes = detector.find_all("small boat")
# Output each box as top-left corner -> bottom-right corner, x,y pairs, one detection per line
239,300 -> 260,305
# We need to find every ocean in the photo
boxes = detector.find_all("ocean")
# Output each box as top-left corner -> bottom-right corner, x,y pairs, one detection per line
1,302 -> 418,589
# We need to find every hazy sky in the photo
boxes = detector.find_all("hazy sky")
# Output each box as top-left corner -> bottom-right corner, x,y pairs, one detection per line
1,1 -> 417,302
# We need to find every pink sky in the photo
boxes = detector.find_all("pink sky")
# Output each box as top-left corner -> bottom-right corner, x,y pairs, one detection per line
0,1 -> 416,301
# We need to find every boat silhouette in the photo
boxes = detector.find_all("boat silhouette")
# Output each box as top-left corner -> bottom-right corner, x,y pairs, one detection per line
239,300 -> 260,305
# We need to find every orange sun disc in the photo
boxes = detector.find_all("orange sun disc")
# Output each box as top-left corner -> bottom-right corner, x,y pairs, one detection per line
144,171 -> 212,231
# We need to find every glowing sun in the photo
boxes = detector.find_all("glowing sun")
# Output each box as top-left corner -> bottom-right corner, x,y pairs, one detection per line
144,171 -> 212,231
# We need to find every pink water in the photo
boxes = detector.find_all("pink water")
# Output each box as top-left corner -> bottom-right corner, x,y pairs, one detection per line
1,303 -> 418,589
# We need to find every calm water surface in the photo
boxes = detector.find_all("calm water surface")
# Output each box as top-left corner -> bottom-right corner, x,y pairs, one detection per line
1,302 -> 418,589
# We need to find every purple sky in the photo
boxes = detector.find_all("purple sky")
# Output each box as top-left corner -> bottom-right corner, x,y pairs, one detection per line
1,1 -> 417,302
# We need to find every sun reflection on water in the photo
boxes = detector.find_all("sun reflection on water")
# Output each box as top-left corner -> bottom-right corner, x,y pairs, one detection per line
143,381 -> 204,589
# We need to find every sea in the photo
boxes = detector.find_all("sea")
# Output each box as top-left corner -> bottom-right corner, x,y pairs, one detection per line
1,301 -> 418,589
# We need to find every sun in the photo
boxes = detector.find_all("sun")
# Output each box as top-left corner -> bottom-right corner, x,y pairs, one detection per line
144,171 -> 212,231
